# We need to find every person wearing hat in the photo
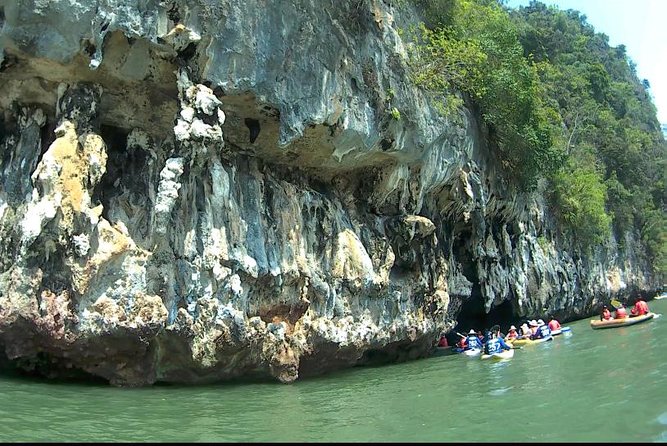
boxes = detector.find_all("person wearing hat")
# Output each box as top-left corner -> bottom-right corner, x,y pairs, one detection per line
506,325 -> 519,341
528,320 -> 539,337
519,323 -> 531,339
600,305 -> 612,321
465,329 -> 484,351
531,318 -> 552,340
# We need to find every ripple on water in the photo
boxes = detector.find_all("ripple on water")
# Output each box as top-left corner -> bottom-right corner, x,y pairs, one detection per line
489,386 -> 513,396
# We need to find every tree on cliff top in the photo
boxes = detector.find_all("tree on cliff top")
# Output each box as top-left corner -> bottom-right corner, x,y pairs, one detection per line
403,0 -> 666,279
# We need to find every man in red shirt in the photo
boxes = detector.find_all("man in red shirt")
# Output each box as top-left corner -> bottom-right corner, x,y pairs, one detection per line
548,317 -> 562,331
630,298 -> 650,317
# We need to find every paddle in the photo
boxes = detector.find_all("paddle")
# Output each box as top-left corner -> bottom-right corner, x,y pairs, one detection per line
610,298 -> 623,309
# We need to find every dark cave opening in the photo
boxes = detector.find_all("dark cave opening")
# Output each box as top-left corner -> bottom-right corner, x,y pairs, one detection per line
93,124 -> 150,225
446,230 -> 521,345
0,351 -> 108,385
452,289 -> 517,343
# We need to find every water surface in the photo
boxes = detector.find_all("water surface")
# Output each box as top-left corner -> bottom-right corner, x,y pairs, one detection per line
2,299 -> 667,442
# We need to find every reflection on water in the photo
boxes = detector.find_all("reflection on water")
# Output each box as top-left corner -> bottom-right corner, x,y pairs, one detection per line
1,300 -> 667,442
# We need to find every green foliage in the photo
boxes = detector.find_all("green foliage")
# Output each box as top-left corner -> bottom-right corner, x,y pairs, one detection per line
390,107 -> 402,120
510,0 -> 666,276
406,0 -> 563,190
550,159 -> 612,247
639,209 -> 667,280
403,0 -> 665,274
537,235 -> 550,252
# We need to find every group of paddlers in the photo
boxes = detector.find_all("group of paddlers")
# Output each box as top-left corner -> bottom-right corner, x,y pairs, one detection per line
436,316 -> 560,354
436,297 -> 651,354
600,297 -> 650,321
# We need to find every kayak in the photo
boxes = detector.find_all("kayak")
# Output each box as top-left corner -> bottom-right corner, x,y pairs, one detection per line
462,348 -> 482,357
510,335 -> 553,346
551,326 -> 572,336
450,347 -> 482,356
590,312 -> 655,329
481,349 -> 515,361
655,293 -> 667,300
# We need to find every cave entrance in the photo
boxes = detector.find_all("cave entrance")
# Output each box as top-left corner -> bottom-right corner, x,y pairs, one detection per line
447,285 -> 518,346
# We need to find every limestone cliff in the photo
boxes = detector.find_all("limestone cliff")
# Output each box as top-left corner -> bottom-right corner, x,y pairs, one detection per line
0,0 -> 656,385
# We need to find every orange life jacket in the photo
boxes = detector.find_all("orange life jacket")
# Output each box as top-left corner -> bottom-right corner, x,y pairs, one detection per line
632,300 -> 649,316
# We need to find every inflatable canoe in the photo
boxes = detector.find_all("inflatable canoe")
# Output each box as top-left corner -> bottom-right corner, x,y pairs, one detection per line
590,312 -> 655,329
655,293 -> 667,300
551,326 -> 572,336
481,348 -> 515,361
509,335 -> 553,346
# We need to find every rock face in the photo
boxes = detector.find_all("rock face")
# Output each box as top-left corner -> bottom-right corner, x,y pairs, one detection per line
0,0 -> 657,385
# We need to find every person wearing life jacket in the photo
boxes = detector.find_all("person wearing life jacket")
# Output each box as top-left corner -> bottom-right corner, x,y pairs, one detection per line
437,333 -> 449,347
456,333 -> 468,350
505,325 -> 519,341
465,329 -> 484,351
484,329 -> 512,355
614,305 -> 628,319
531,319 -> 551,340
548,317 -> 561,331
630,297 -> 650,317
528,319 -> 539,337
600,306 -> 612,321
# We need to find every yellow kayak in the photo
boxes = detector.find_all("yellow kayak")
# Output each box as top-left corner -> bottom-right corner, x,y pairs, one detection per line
509,335 -> 553,346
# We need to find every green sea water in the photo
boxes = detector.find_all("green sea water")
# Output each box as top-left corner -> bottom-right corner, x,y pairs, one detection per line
2,299 -> 666,442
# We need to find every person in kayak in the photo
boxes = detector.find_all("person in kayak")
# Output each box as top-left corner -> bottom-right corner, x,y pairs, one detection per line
614,305 -> 628,319
528,319 -> 539,336
455,335 -> 467,350
505,325 -> 519,341
484,329 -> 512,355
530,319 -> 552,340
490,324 -> 505,339
465,329 -> 484,351
630,297 -> 650,317
600,306 -> 612,321
548,316 -> 561,331
519,323 -> 532,339
437,333 -> 449,347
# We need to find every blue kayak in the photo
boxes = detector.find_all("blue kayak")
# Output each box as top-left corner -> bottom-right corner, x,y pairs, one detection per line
552,326 -> 572,336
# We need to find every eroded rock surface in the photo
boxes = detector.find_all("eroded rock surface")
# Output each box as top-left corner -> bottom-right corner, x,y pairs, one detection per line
0,0 -> 656,385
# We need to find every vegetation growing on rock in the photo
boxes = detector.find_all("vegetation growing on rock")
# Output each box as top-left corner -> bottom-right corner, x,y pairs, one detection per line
403,0 -> 666,277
